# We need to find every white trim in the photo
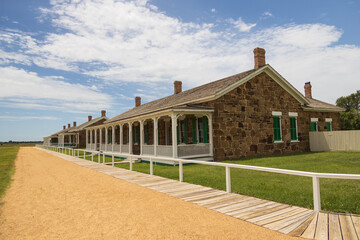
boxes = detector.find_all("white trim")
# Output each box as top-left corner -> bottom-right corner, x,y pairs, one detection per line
325,118 -> 333,122
303,107 -> 343,112
289,112 -> 298,117
311,118 -> 319,122
272,111 -> 282,116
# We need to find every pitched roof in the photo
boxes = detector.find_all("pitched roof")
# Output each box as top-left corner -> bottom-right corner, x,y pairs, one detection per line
68,116 -> 107,132
105,65 -> 342,123
106,69 -> 257,123
304,98 -> 344,111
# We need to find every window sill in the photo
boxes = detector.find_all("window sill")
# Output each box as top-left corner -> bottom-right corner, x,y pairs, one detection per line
291,140 -> 300,143
274,141 -> 283,143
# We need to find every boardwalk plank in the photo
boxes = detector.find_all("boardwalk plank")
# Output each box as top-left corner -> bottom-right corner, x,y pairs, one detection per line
240,203 -> 288,221
248,206 -> 298,223
314,212 -> 328,240
289,212 -> 317,237
255,208 -> 306,226
278,212 -> 314,234
339,214 -> 358,240
351,215 -> 360,239
262,210 -> 312,230
328,214 -> 342,240
231,202 -> 279,218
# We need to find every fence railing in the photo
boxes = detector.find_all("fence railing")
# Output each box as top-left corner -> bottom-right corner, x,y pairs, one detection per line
36,145 -> 360,212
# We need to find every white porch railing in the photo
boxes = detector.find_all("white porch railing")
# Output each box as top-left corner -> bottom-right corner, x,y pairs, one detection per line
178,143 -> 210,157
142,145 -> 154,155
114,144 -> 120,152
157,145 -> 173,157
38,145 -> 360,212
121,144 -> 129,153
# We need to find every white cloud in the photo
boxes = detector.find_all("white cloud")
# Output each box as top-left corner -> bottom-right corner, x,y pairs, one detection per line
211,8 -> 216,13
0,116 -> 59,121
0,66 -> 112,112
0,0 -> 358,106
229,17 -> 257,32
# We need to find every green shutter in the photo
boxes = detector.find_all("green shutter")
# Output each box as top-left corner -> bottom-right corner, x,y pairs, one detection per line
327,122 -> 332,131
192,117 -> 197,144
311,122 -> 317,132
136,126 -> 140,143
203,116 -> 208,144
273,116 -> 281,141
144,125 -> 148,144
157,121 -> 160,144
290,117 -> 297,141
132,126 -> 135,144
184,118 -> 188,144
177,120 -> 180,144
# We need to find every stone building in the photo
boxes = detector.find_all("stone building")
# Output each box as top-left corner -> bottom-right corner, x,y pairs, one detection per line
84,48 -> 343,161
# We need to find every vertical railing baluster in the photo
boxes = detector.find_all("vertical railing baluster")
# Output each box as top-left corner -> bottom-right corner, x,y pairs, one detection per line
226,166 -> 231,193
312,176 -> 321,211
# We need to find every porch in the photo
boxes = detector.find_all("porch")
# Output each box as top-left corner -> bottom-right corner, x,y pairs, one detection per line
85,107 -> 214,161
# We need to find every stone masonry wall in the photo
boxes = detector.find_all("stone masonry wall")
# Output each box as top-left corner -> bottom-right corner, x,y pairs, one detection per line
200,72 -> 340,161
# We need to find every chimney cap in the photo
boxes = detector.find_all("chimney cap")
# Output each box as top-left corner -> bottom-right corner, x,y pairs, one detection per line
305,81 -> 311,85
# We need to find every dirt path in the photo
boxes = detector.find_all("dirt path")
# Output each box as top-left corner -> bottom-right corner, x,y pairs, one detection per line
0,148 -> 299,239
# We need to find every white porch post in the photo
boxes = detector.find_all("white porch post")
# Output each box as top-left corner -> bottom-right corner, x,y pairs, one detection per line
112,125 -> 115,152
99,128 -> 102,151
153,117 -> 158,156
119,124 -> 123,153
105,127 -> 108,151
85,131 -> 88,149
94,128 -> 97,151
129,122 -> 133,154
90,129 -> 93,150
171,114 -> 178,158
208,114 -> 213,156
140,120 -> 144,155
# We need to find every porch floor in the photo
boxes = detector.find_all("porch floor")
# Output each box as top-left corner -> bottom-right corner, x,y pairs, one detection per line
38,147 -> 360,239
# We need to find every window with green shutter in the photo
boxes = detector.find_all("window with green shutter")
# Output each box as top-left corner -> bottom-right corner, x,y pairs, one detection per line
273,116 -> 281,141
184,118 -> 188,144
290,117 -> 298,141
177,120 -> 180,144
311,122 -> 317,131
108,128 -> 112,143
326,122 -> 332,131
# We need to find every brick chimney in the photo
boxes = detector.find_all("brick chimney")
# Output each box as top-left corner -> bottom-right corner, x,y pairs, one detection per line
73,121 -> 76,127
135,96 -> 141,107
253,47 -> 266,69
68,123 -> 71,128
304,82 -> 312,99
88,115 -> 92,122
63,125 -> 66,130
174,81 -> 182,94
101,110 -> 106,117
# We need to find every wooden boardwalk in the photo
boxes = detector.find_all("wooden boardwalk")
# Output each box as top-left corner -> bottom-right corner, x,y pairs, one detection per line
40,148 -> 360,240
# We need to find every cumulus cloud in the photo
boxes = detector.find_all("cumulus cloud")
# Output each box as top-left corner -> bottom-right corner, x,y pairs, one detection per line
0,66 -> 112,112
229,17 -> 257,32
0,0 -> 358,106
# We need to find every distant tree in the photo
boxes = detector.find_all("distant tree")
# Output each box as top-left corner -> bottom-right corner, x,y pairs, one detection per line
336,90 -> 360,130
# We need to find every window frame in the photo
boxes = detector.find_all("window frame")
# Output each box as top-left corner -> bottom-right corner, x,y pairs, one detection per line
326,118 -> 332,132
311,118 -> 318,132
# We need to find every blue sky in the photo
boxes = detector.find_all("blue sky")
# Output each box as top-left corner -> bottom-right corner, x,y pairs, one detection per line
0,0 -> 359,141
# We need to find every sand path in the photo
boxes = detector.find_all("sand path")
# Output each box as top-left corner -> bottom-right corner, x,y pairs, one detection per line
0,147 -> 299,239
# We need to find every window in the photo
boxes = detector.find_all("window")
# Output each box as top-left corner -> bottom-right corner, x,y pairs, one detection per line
197,116 -> 208,143
192,117 -> 197,144
326,118 -> 332,131
272,112 -> 282,142
311,118 -> 318,132
144,124 -> 149,144
178,119 -> 188,144
108,128 -> 112,144
132,125 -> 140,144
290,117 -> 298,141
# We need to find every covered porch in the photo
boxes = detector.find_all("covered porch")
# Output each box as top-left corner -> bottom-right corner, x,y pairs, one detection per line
86,107 -> 214,161
58,133 -> 79,147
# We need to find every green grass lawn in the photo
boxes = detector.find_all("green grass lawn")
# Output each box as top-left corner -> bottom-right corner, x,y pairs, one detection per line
57,148 -> 360,214
0,147 -> 19,200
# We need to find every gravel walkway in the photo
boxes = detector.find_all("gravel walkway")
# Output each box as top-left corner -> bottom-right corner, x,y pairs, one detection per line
0,148 -> 299,239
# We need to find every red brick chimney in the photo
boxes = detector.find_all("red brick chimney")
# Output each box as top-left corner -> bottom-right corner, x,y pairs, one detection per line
73,121 -> 76,127
101,110 -> 106,117
174,81 -> 182,94
63,125 -> 66,130
88,115 -> 92,122
304,82 -> 312,99
68,123 -> 71,128
253,47 -> 266,69
135,96 -> 141,107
